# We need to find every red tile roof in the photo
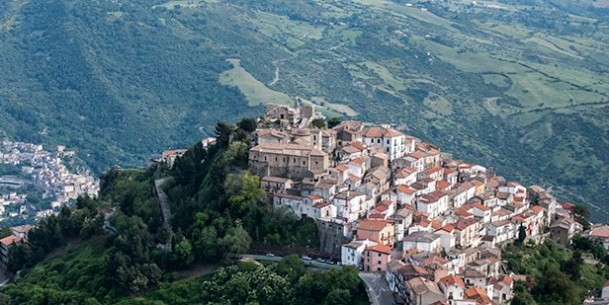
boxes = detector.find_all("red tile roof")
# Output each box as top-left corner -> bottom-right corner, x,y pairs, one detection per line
358,219 -> 392,231
439,275 -> 466,288
397,185 -> 416,195
0,235 -> 22,247
365,244 -> 392,255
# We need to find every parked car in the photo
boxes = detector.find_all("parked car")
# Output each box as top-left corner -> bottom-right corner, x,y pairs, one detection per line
302,255 -> 312,261
265,253 -> 275,257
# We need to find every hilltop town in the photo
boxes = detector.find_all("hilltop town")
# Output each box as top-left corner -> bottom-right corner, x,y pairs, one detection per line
243,103 -> 594,305
0,140 -> 99,223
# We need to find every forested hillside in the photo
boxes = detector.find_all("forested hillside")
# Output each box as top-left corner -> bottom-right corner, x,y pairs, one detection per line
0,120 -> 367,304
1,0 -> 609,219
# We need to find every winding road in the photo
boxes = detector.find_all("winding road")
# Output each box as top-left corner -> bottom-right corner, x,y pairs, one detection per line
155,178 -> 174,251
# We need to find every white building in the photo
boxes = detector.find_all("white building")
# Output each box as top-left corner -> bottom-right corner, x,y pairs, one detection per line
361,125 -> 407,161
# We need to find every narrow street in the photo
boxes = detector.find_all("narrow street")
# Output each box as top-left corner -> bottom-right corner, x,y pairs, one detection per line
359,272 -> 395,305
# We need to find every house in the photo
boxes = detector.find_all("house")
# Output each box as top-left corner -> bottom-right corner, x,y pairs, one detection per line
347,157 -> 369,178
273,192 -> 303,216
404,277 -> 447,305
550,217 -> 581,247
254,128 -> 290,145
462,268 -> 486,288
161,149 -> 188,168
438,275 -> 466,304
489,275 -> 513,303
435,224 -> 456,252
391,207 -> 414,242
333,191 -> 367,223
341,239 -> 377,267
260,176 -> 293,193
417,191 -> 449,218
335,141 -> 367,161
11,225 -> 33,240
356,219 -> 395,246
395,166 -> 418,186
464,287 -> 492,305
321,129 -> 337,153
333,120 -> 364,147
361,125 -> 407,161
454,218 -> 481,248
0,235 -> 22,271
249,143 -> 329,179
403,231 -> 441,253
419,166 -> 445,182
364,166 -> 391,194
363,244 -> 392,272
397,185 -> 416,206
288,128 -> 321,147
589,225 -> 609,250
485,220 -> 516,244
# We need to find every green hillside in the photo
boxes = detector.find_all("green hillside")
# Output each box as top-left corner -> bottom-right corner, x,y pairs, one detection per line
1,0 -> 608,219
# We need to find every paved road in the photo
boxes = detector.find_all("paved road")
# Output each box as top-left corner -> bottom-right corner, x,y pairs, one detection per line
155,178 -> 174,250
360,272 -> 395,305
238,254 -> 340,269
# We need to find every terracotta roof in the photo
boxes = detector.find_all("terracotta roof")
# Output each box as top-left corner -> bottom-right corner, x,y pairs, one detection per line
590,226 -> 609,238
351,157 -> 366,166
455,218 -> 478,230
397,185 -> 416,195
424,166 -> 443,175
472,202 -> 490,212
0,235 -> 22,246
439,275 -> 465,288
454,208 -> 472,217
334,165 -> 349,172
439,224 -> 454,232
365,244 -> 392,255
465,287 -> 492,305
362,126 -> 404,138
431,220 -> 443,230
358,219 -> 392,231
436,180 -> 450,191
351,141 -> 366,151
530,205 -> 543,213
312,202 -> 331,209
307,195 -> 322,200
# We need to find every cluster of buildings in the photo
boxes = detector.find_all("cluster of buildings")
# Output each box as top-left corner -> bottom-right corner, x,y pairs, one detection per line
0,224 -> 33,272
247,105 -> 586,305
0,141 -> 99,222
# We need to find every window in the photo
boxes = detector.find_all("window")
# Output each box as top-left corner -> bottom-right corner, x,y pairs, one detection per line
275,157 -> 278,161
377,139 -> 381,144
264,156 -> 267,161
378,253 -> 382,257
303,161 -> 306,165
386,139 -> 390,145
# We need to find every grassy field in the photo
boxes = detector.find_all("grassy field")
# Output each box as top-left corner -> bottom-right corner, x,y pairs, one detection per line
219,59 -> 292,107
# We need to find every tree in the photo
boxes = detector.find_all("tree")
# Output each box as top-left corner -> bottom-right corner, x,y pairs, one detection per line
573,204 -> 591,230
0,227 -> 12,239
327,117 -> 342,129
275,254 -> 306,283
310,118 -> 326,129
215,122 -> 235,147
324,289 -> 351,305
516,224 -> 526,246
533,267 -> 578,304
220,223 -> 252,258
237,118 -> 258,133
172,237 -> 195,268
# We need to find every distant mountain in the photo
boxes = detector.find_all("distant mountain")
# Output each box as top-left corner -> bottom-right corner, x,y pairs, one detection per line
1,0 -> 608,220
